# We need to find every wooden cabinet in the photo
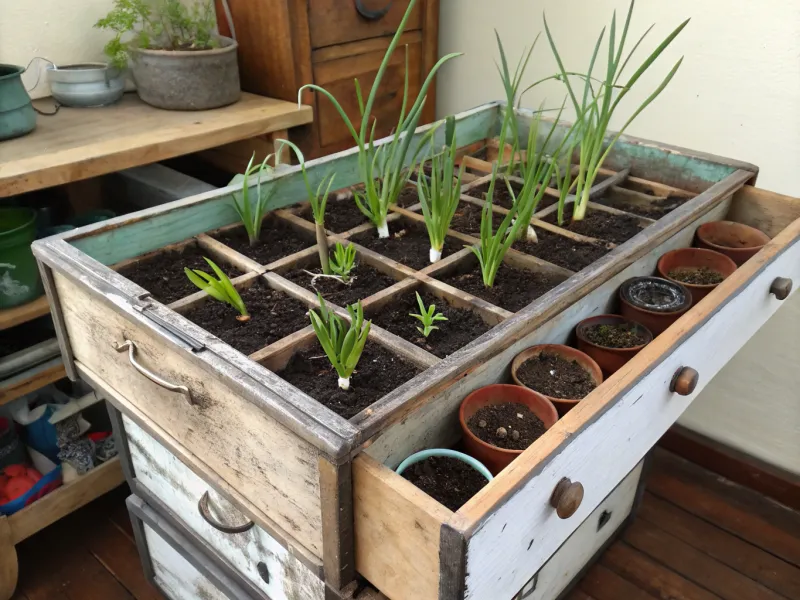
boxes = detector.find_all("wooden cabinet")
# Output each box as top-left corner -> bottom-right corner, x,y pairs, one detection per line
217,0 -> 439,159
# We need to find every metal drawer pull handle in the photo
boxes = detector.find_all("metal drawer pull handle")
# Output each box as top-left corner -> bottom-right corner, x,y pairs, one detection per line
670,366 -> 699,396
770,277 -> 792,300
355,0 -> 392,21
550,477 -> 584,519
198,491 -> 255,534
114,339 -> 194,405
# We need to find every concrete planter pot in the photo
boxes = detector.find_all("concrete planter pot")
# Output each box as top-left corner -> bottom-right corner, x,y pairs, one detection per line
129,37 -> 241,111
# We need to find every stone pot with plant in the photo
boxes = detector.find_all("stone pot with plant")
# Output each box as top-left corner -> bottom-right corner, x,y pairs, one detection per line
95,0 -> 240,110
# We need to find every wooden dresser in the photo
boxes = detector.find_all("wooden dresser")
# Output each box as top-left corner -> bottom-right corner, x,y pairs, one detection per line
216,0 -> 440,160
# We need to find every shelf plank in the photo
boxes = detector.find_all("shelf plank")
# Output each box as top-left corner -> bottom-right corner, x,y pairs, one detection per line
0,296 -> 50,332
0,358 -> 66,406
8,457 -> 124,544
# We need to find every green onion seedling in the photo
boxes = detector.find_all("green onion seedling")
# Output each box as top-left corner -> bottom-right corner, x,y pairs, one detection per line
184,258 -> 249,322
231,153 -> 276,246
329,242 -> 357,283
309,295 -> 371,390
409,292 -> 447,338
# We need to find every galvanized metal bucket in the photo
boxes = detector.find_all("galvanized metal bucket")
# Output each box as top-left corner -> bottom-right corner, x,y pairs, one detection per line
0,64 -> 36,141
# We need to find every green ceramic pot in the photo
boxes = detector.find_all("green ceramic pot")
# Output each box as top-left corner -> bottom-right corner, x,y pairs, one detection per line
0,64 -> 36,141
0,208 -> 42,308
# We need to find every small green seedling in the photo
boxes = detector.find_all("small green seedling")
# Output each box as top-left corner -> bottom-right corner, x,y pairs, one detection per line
231,153 -> 276,246
329,242 -> 357,282
309,295 -> 371,390
184,258 -> 249,321
409,292 -> 447,338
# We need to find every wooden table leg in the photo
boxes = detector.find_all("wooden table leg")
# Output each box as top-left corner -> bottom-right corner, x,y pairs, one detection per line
269,129 -> 290,165
66,178 -> 105,216
0,517 -> 18,600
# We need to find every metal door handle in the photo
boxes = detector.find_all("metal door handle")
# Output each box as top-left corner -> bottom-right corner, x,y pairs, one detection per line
198,491 -> 255,534
113,339 -> 193,404
355,0 -> 392,20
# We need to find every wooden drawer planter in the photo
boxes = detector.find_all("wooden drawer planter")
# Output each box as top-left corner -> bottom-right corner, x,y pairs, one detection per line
31,103 -> 800,598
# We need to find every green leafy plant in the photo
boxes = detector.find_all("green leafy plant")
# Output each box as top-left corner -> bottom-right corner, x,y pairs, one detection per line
409,292 -> 447,338
184,257 -> 248,321
298,0 -> 461,238
417,116 -> 465,263
329,242 -> 357,282
95,0 -> 219,69
231,153 -> 275,247
543,0 -> 689,221
308,295 -> 371,390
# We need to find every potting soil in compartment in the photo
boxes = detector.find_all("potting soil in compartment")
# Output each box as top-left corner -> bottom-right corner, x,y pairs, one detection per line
667,266 -> 724,285
284,261 -> 396,307
395,187 -> 422,208
596,190 -> 690,220
467,402 -> 546,450
370,290 -> 491,358
449,201 -> 505,237
211,216 -> 311,265
277,343 -> 420,419
183,281 -> 309,355
583,323 -> 648,349
401,456 -> 488,512
439,262 -> 565,313
351,222 -> 459,271
466,179 -> 524,210
299,195 -> 367,233
118,243 -> 235,305
515,229 -> 611,272
544,210 -> 645,244
515,352 -> 597,399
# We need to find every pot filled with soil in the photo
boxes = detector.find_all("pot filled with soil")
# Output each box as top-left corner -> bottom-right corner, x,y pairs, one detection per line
511,345 -> 603,416
657,247 -> 737,303
619,276 -> 692,336
459,384 -> 559,474
575,314 -> 653,375
694,221 -> 771,266
396,449 -> 492,511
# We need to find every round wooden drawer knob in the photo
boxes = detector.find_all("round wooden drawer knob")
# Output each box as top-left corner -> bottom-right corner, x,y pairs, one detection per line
550,478 -> 584,519
670,367 -> 699,396
770,277 -> 792,300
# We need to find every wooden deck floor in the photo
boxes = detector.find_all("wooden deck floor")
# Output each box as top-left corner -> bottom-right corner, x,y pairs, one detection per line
9,449 -> 800,600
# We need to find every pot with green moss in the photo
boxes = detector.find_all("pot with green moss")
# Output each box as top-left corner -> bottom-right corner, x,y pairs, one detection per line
575,314 -> 653,375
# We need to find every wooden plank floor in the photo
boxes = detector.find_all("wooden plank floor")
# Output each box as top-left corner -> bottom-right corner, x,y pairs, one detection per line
9,450 -> 800,600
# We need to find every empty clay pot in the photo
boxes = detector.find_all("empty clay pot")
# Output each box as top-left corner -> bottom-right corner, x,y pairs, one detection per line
657,247 -> 737,303
575,315 -> 653,376
510,344 -> 603,416
459,384 -> 559,474
619,277 -> 692,336
695,221 -> 770,266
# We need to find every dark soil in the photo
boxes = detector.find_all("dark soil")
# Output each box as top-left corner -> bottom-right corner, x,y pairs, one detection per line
439,262 -> 564,313
516,353 -> 597,399
449,202 -> 505,237
466,179 -> 525,210
352,222 -> 459,270
467,402 -> 547,450
668,266 -> 724,285
401,456 -> 488,512
277,343 -> 420,419
544,211 -> 645,244
299,195 -> 367,233
395,187 -> 421,207
183,281 -> 309,355
515,229 -> 610,272
584,323 -> 648,349
370,290 -> 490,358
284,262 -> 395,307
211,217 -> 312,265
119,244 -> 232,305
596,194 -> 690,220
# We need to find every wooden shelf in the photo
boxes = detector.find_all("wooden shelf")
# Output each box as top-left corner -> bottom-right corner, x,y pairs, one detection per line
0,296 -> 50,332
0,357 -> 66,406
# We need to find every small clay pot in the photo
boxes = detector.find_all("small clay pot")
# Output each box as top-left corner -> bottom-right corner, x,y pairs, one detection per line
619,277 -> 692,336
510,344 -> 603,417
575,315 -> 653,376
695,221 -> 770,266
657,248 -> 737,303
459,384 -> 558,474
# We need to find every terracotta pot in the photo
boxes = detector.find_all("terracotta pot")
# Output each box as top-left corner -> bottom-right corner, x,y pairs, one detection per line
510,344 -> 603,417
575,315 -> 653,376
619,277 -> 692,336
459,384 -> 558,474
656,248 -> 737,303
695,221 -> 770,266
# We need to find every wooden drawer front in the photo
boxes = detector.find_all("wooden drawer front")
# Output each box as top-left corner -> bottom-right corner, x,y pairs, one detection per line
313,41 -> 423,150
461,233 -> 800,600
309,0 -> 421,49
51,271 -> 324,557
125,415 -> 325,600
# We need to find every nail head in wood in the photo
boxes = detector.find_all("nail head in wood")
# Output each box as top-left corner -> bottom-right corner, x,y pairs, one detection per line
670,366 -> 699,396
549,477 -> 584,519
770,277 -> 792,300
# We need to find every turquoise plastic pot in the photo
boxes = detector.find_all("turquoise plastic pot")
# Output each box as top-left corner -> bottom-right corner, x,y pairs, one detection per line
0,208 -> 42,308
396,449 -> 493,482
0,64 -> 36,141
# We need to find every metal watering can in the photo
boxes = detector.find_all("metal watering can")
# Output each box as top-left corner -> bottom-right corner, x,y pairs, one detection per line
0,64 -> 36,141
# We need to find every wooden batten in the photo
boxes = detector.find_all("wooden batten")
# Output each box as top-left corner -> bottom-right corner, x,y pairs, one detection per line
586,200 -> 656,227
530,217 -> 613,247
196,233 -> 267,274
624,174 -> 696,199
167,271 -> 260,314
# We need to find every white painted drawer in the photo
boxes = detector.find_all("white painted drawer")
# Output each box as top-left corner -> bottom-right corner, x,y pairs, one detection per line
124,415 -> 326,600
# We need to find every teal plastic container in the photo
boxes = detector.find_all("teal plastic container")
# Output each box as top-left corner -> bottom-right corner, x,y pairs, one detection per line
0,64 -> 36,141
0,208 -> 42,308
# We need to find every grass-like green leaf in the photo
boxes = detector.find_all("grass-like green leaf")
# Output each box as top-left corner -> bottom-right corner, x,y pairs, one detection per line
184,257 -> 248,320
409,292 -> 447,338
231,153 -> 276,246
329,242 -> 357,282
